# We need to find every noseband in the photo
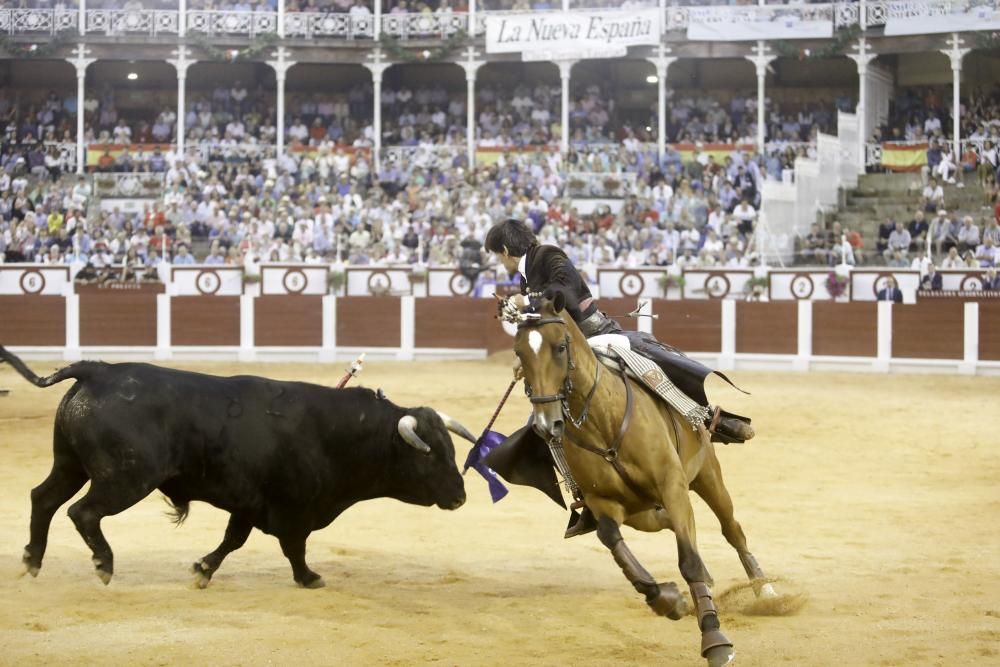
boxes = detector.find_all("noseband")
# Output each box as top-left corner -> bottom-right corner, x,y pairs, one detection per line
517,317 -> 601,429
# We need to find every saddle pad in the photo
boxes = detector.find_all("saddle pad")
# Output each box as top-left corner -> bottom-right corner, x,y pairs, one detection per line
600,343 -> 712,429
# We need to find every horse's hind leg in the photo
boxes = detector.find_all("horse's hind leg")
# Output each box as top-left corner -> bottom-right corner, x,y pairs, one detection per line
660,476 -> 734,667
691,452 -> 776,598
592,505 -> 688,621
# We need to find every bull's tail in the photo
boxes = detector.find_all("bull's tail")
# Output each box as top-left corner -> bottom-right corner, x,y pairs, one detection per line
0,345 -> 102,388
163,497 -> 191,526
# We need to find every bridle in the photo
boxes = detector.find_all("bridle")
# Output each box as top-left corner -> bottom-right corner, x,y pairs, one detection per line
516,316 -> 601,429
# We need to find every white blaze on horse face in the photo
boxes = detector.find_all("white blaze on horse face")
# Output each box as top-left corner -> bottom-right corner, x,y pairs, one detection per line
527,330 -> 543,357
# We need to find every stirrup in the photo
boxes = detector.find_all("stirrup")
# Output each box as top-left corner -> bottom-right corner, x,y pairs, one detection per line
708,407 -> 755,445
564,507 -> 598,539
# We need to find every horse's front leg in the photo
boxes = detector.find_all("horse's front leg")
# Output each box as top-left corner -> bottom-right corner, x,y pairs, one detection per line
592,508 -> 688,620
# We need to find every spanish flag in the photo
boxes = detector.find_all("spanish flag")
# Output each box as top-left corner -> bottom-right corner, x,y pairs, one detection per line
880,142 -> 928,173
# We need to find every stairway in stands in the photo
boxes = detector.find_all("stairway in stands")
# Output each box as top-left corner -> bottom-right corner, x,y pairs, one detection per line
831,173 -> 987,263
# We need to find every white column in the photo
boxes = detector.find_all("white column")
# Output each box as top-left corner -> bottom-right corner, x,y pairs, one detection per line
278,0 -> 285,38
79,0 -> 86,35
64,294 -> 81,361
374,0 -> 381,39
320,294 -> 337,362
795,299 -> 812,371
558,60 -> 575,155
961,301 -> 978,375
399,295 -> 415,361
239,294 -> 256,361
645,46 -> 675,161
719,298 -> 736,370
67,45 -> 94,175
364,49 -> 390,175
267,47 -> 297,160
875,300 -> 892,372
460,52 -> 482,169
746,42 -> 775,155
179,0 -> 186,37
562,0 -> 569,10
849,37 -> 875,176
941,33 -> 969,163
637,298 -> 653,335
167,47 -> 196,157
156,293 -> 172,360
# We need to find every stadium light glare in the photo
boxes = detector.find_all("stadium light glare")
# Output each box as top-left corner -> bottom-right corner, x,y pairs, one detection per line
127,72 -> 139,81
646,75 -> 658,84
421,50 -> 431,59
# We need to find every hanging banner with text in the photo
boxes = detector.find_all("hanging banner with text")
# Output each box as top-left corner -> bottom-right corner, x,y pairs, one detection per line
686,5 -> 833,41
484,8 -> 661,58
884,1 -> 1000,36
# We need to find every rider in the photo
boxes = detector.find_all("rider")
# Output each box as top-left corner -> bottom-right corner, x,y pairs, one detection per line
485,218 -> 755,537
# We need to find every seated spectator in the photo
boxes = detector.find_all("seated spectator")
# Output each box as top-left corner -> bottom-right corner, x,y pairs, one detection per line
940,246 -> 964,269
921,178 -> 945,212
877,277 -> 903,303
919,264 -> 942,291
884,221 -> 911,262
982,267 -> 1000,291
975,236 -> 998,268
957,216 -> 980,256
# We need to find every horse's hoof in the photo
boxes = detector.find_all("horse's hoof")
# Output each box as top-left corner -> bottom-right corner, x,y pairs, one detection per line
759,583 -> 778,599
96,569 -> 112,586
301,576 -> 325,589
705,644 -> 735,667
21,549 -> 39,578
647,583 -> 687,620
192,573 -> 211,589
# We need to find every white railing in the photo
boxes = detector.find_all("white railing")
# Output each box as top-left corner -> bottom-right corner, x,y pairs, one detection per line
185,10 -> 278,37
382,145 -> 465,168
93,172 -> 166,199
85,9 -> 180,36
865,142 -> 883,168
284,11 -> 374,39
380,12 -> 468,39
191,142 -> 274,162
0,8 -> 77,34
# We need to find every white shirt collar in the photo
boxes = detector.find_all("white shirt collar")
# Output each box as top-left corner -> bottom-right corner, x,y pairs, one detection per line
517,254 -> 527,276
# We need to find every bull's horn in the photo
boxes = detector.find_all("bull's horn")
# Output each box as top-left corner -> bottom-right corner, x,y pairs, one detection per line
398,415 -> 431,454
435,411 -> 477,444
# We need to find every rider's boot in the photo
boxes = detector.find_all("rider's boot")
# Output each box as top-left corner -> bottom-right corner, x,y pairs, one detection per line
564,506 -> 598,539
708,406 -> 755,444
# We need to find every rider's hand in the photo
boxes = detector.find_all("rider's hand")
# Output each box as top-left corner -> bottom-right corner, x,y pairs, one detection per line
512,356 -> 524,381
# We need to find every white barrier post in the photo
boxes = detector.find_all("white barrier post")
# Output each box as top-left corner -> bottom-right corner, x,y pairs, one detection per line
155,293 -> 172,361
719,299 -> 736,370
875,300 -> 892,372
637,298 -> 654,335
320,295 -> 337,362
64,294 -> 81,361
795,299 -> 812,371
398,296 -> 415,361
961,301 -> 978,375
239,294 -> 256,362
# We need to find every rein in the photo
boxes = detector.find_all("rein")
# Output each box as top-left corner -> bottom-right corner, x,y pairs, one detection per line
517,315 -> 648,502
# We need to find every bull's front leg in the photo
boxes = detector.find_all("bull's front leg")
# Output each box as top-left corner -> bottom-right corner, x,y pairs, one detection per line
595,514 -> 688,620
278,533 -> 325,589
191,515 -> 253,589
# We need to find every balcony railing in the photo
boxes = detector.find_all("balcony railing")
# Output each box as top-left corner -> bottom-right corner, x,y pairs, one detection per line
0,8 -> 76,35
380,12 -> 468,40
185,10 -> 278,37
86,9 -> 180,37
93,172 -> 166,199
284,12 -> 374,39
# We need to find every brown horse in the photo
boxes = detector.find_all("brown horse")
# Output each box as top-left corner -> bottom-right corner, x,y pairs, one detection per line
511,296 -> 774,667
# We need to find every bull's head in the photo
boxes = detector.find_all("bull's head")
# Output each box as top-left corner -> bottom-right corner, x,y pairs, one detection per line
511,294 -> 572,443
395,409 -> 475,510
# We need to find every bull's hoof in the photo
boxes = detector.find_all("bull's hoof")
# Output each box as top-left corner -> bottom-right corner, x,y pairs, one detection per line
190,561 -> 213,589
704,644 -> 735,667
20,549 -> 39,578
300,576 -> 325,590
92,558 -> 112,586
646,582 -> 688,620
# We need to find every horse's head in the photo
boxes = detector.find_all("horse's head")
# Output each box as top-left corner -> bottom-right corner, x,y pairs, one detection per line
508,292 -> 576,443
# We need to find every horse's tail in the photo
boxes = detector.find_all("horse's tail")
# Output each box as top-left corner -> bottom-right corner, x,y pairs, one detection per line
0,345 -> 103,388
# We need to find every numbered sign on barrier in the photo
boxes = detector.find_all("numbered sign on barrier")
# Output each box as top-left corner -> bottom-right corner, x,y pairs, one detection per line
682,270 -> 753,300
768,270 -> 837,300
427,269 -> 473,297
345,267 -> 414,296
0,265 -> 70,295
597,269 -> 666,299
261,264 -> 329,295
170,266 -> 244,296
850,270 -> 920,302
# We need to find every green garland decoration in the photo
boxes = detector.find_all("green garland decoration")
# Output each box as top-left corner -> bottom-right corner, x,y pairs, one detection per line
189,31 -> 279,62
772,24 -> 861,61
0,29 -> 79,58
377,29 -> 467,64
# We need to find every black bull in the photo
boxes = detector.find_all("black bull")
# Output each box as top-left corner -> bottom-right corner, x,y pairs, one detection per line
0,346 -> 473,588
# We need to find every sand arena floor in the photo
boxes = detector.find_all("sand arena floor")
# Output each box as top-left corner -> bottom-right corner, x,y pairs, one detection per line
0,358 -> 998,667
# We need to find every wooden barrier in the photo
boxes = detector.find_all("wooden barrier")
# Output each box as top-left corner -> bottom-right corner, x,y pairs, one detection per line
891,301 -> 964,360
736,302 -> 797,355
336,297 -> 400,348
0,295 -> 65,346
812,302 -> 877,357
980,302 -> 1000,362
652,300 -> 722,353
255,295 -> 323,347
78,284 -> 162,347
171,296 -> 241,346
